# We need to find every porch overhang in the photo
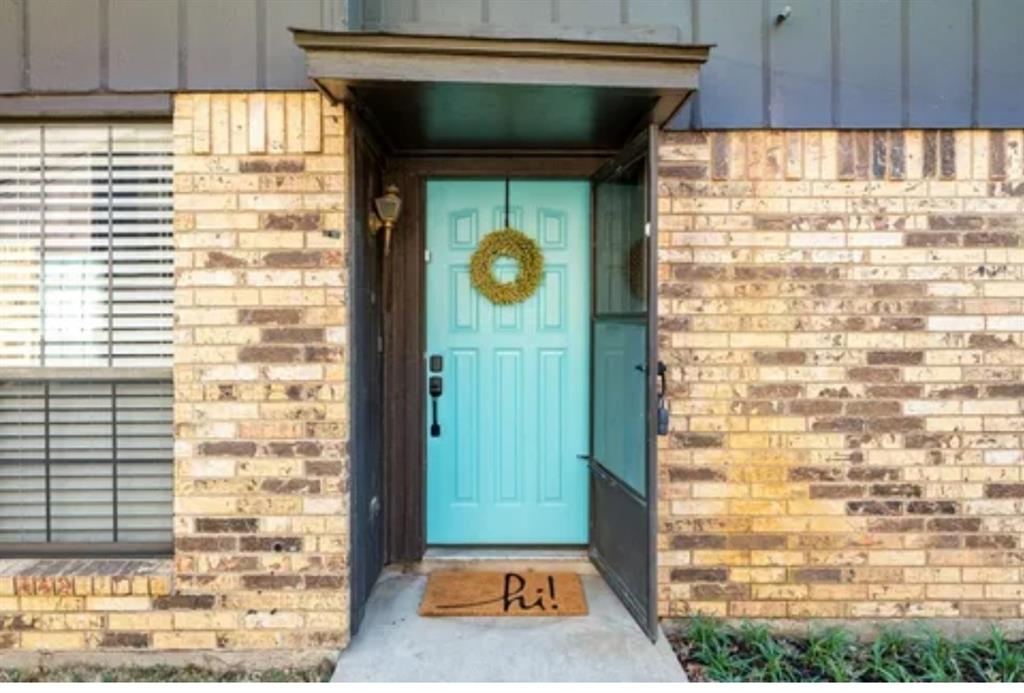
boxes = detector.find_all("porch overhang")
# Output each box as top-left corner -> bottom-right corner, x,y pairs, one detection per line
291,30 -> 711,155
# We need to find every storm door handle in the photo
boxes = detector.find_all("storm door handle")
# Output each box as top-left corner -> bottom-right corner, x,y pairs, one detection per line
657,361 -> 669,436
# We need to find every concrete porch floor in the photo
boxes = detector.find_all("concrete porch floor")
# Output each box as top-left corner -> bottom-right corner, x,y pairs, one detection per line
331,571 -> 685,682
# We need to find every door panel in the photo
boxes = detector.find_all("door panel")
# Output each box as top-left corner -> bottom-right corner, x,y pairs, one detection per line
593,321 -> 647,496
589,126 -> 659,640
426,179 -> 590,544
350,133 -> 385,634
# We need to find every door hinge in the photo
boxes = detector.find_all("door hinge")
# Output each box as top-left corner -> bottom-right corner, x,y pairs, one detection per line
424,249 -> 432,262
377,334 -> 383,353
644,222 -> 651,238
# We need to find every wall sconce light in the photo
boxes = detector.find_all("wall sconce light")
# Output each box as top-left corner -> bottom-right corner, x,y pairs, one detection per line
368,184 -> 402,255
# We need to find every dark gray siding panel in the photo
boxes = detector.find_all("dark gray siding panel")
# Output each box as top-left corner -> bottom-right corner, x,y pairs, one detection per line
362,0 -> 380,24
360,0 -> 1024,128
380,0 -> 416,24
109,0 -> 179,90
2,0 -> 1023,127
627,0 -> 693,42
695,0 -> 765,128
184,0 -> 259,89
907,0 -> 972,127
27,0 -> 101,91
345,0 -> 363,28
0,0 -> 23,93
558,0 -> 622,27
837,0 -> 902,127
977,0 -> 1024,126
367,0 -> 680,42
488,0 -> 553,26
0,92 -> 172,117
266,0 -> 321,88
418,0 -> 483,24
768,0 -> 831,127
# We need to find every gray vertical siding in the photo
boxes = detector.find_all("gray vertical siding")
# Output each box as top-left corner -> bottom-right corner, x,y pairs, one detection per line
836,0 -> 902,127
419,0 -> 483,24
365,0 -> 681,41
266,0 -> 326,87
363,0 -> 1024,128
767,0 -> 833,127
488,0 -> 552,26
0,0 -> 1022,127
976,0 -> 1024,126
184,0 -> 260,89
0,0 -> 23,92
108,0 -> 180,90
378,0 -> 416,24
0,0 -> 350,96
558,0 -> 623,27
690,0 -> 764,128
626,0 -> 693,42
27,0 -> 102,91
907,0 -> 973,127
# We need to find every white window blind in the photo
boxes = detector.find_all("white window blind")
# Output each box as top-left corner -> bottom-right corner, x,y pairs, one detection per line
0,124 -> 173,553
0,124 -> 174,368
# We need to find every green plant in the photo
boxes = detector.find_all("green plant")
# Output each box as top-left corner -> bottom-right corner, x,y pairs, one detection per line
735,622 -> 800,682
857,628 -> 913,682
683,616 -> 747,681
804,627 -> 856,682
913,628 -> 964,682
963,628 -> 1024,683
670,619 -> 1024,683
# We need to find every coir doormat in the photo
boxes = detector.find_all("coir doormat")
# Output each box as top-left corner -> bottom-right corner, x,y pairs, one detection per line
419,571 -> 588,617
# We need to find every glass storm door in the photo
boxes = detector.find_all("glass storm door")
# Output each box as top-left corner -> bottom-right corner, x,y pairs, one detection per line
425,179 -> 590,544
589,126 -> 661,640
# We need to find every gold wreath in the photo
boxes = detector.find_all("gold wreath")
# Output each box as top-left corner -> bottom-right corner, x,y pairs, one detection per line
469,228 -> 544,305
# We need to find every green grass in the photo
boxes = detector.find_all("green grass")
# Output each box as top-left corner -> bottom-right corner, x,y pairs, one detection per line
668,618 -> 1024,683
0,662 -> 334,683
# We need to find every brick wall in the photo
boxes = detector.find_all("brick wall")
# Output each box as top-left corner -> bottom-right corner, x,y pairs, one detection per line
657,129 -> 1024,623
172,93 -> 350,649
0,92 -> 351,656
6,109 -> 1021,653
0,560 -> 172,650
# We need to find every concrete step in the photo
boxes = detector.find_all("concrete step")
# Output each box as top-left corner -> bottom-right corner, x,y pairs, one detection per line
334,572 -> 683,682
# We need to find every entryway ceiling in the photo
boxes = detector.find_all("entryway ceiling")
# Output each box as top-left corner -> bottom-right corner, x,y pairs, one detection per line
291,30 -> 710,155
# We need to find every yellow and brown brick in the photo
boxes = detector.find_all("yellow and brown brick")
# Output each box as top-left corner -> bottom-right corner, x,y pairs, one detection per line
3,99 -> 1021,653
657,128 -> 1024,622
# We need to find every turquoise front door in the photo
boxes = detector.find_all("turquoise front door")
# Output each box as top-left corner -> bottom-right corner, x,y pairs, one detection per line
425,179 -> 590,544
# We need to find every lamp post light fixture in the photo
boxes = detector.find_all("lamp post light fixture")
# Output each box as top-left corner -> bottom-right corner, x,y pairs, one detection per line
368,184 -> 402,255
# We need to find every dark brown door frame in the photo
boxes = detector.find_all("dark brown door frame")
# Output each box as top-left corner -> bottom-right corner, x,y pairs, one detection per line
381,156 -> 607,563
